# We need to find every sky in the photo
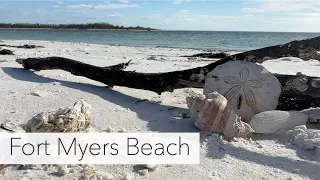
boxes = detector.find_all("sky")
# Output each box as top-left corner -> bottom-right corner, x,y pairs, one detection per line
0,0 -> 320,32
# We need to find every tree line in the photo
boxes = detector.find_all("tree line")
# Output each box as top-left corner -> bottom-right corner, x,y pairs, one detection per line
0,23 -> 157,30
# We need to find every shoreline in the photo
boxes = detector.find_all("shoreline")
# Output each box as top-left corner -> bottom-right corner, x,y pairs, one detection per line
0,39 -> 244,53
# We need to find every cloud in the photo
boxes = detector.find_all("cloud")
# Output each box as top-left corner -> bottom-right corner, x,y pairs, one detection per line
244,14 -> 254,17
290,12 -> 320,17
107,13 -> 121,17
140,16 -> 149,19
172,0 -> 192,5
183,18 -> 194,22
68,3 -> 138,10
119,0 -> 129,3
242,0 -> 315,13
54,1 -> 63,8
179,10 -> 189,13
55,1 -> 63,5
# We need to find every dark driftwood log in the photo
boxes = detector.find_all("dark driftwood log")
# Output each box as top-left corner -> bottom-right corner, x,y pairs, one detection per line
182,52 -> 229,59
17,35 -> 320,110
0,49 -> 14,55
0,44 -> 44,49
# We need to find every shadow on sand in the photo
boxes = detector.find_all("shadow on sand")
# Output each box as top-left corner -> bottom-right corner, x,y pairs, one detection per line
2,67 -> 320,179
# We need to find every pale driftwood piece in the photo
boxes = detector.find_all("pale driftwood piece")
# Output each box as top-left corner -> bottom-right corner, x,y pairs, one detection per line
16,36 -> 320,110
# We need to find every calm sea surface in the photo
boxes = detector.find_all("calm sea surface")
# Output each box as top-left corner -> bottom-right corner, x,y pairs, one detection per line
0,28 -> 319,51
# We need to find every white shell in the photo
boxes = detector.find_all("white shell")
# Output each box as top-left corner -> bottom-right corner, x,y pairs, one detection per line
286,125 -> 320,150
203,61 -> 281,122
301,108 -> 320,123
23,99 -> 92,132
249,110 -> 308,134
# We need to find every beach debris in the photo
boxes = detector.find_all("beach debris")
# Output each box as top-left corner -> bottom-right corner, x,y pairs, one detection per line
30,91 -> 46,97
0,44 -> 44,49
56,164 -> 70,176
186,90 -> 254,138
182,52 -> 229,59
0,120 -> 25,133
0,49 -> 14,55
286,125 -> 320,158
147,55 -> 166,61
249,110 -> 308,134
118,128 -> 126,133
121,172 -> 134,180
283,72 -> 309,92
144,164 -> 159,171
203,61 -> 281,122
138,169 -> 148,176
82,165 -> 97,177
22,99 -> 92,132
52,81 -> 61,86
103,126 -> 115,132
301,108 -> 320,123
0,60 -> 9,63
101,173 -> 115,180
171,110 -> 190,119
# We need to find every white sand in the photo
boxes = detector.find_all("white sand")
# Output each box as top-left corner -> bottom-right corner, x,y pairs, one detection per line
0,40 -> 320,180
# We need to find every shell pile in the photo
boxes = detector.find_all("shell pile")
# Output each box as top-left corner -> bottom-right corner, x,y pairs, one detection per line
186,61 -> 316,137
22,99 -> 92,132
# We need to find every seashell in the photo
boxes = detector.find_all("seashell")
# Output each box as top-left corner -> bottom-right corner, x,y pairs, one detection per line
301,108 -> 320,123
249,110 -> 308,134
186,90 -> 206,119
203,61 -> 281,122
22,99 -> 92,132
187,91 -> 254,138
0,120 -> 25,133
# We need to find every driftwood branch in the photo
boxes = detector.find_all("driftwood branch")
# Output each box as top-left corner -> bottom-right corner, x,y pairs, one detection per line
0,44 -> 44,49
181,52 -> 229,59
0,49 -> 14,55
16,35 -> 320,110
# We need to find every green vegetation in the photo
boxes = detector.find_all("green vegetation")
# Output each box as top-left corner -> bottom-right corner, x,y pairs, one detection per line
0,23 -> 157,30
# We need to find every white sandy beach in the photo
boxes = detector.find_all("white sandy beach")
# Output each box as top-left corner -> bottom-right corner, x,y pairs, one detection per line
0,40 -> 320,180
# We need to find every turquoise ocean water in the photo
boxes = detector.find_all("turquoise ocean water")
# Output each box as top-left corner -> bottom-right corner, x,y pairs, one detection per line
0,28 -> 319,51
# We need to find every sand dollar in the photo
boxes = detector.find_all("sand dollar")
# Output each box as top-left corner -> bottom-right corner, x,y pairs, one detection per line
203,61 -> 281,122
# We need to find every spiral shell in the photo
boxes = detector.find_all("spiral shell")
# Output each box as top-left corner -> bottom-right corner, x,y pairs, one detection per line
187,91 -> 254,138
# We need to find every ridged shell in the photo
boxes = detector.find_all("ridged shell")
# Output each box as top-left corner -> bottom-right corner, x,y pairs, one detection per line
203,61 -> 281,122
187,91 -> 254,138
249,110 -> 308,134
195,92 -> 231,133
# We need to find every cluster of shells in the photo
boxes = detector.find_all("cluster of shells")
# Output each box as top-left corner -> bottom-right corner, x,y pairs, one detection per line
0,99 -> 92,133
186,61 -> 309,137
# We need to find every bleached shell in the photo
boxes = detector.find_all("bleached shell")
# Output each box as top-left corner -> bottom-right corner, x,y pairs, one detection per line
186,90 -> 206,120
23,99 -> 92,132
301,108 -> 320,123
0,120 -> 25,133
203,61 -> 282,122
249,110 -> 308,134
